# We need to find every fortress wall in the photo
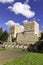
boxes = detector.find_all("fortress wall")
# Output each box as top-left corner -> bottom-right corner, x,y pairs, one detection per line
24,21 -> 34,32
9,25 -> 23,42
34,21 -> 39,36
24,33 -> 38,45
24,21 -> 39,37
7,20 -> 40,48
17,32 -> 39,46
17,33 -> 24,44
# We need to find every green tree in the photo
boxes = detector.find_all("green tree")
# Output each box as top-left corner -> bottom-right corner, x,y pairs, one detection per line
39,32 -> 43,40
0,27 -> 3,39
1,31 -> 8,42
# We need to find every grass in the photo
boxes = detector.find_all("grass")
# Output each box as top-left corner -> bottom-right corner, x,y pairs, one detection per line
0,47 -> 5,51
4,53 -> 43,65
13,48 -> 26,53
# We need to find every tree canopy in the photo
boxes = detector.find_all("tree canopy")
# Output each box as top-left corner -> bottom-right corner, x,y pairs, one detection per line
0,28 -> 8,43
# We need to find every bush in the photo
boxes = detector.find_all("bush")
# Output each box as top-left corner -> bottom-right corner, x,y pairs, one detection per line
27,32 -> 43,53
27,41 -> 43,53
0,31 -> 8,42
36,41 -> 43,53
27,44 -> 35,52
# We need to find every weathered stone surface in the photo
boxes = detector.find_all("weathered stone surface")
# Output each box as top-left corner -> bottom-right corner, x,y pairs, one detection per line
5,21 -> 40,49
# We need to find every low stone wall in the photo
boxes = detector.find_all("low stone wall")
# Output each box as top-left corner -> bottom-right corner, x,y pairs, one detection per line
3,42 -> 16,48
2,41 -> 28,49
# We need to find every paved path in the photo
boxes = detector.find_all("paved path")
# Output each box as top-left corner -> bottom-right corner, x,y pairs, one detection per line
0,48 -> 26,65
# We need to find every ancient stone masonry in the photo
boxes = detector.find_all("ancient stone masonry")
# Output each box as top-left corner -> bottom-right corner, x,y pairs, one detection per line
4,20 -> 40,48
17,20 -> 39,47
24,21 -> 39,36
8,25 -> 23,42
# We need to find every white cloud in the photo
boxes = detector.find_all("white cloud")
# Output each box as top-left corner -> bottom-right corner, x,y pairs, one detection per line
5,20 -> 24,30
8,2 -> 35,18
5,20 -> 15,26
16,23 -> 20,26
0,0 -> 14,3
23,20 -> 28,23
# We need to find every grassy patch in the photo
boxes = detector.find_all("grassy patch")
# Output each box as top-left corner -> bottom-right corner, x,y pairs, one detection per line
13,48 -> 26,53
4,53 -> 43,65
0,47 -> 5,51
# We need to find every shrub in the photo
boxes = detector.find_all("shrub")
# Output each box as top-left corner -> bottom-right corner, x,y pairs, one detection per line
27,44 -> 35,52
27,41 -> 43,53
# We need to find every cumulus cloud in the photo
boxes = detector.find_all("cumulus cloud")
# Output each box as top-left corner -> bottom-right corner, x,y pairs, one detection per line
23,20 -> 28,23
5,20 -> 15,26
8,2 -> 35,18
5,20 -> 24,30
16,23 -> 20,26
0,0 -> 14,3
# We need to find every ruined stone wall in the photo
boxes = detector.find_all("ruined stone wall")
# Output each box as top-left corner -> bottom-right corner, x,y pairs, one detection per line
34,21 -> 39,36
17,33 -> 24,44
24,32 -> 38,45
8,20 -> 39,48
24,21 -> 34,32
17,32 -> 39,46
9,25 -> 23,38
24,21 -> 39,36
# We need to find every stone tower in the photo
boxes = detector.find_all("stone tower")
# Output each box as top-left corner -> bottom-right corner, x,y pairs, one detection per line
24,20 -> 39,37
8,24 -> 23,42
17,20 -> 39,45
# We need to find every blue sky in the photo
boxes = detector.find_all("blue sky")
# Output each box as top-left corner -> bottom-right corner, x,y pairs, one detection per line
0,0 -> 43,31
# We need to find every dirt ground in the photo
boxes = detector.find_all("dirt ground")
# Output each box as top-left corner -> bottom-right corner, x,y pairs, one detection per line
0,48 -> 27,65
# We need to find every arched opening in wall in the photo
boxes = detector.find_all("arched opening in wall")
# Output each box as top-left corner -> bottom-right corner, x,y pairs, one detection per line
12,37 -> 16,42
35,34 -> 37,35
